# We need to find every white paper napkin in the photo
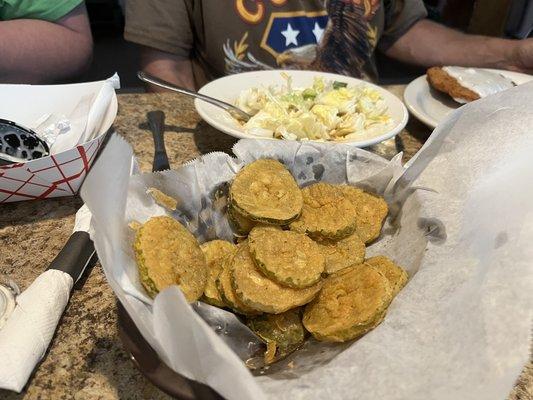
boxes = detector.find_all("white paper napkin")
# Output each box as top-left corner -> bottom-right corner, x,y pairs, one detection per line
0,205 -> 92,392
81,73 -> 120,144
0,269 -> 73,392
50,74 -> 120,154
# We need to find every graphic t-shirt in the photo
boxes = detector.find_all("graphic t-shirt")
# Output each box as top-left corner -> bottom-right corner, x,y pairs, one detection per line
125,0 -> 427,85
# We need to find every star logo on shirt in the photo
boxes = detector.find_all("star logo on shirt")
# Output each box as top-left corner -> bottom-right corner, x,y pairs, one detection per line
312,22 -> 324,42
260,11 -> 328,58
281,23 -> 300,46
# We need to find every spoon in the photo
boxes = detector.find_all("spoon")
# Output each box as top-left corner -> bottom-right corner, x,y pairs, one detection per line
0,119 -> 50,165
137,71 -> 252,122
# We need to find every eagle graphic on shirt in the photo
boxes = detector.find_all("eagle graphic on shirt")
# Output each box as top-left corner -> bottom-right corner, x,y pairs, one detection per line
224,0 -> 381,79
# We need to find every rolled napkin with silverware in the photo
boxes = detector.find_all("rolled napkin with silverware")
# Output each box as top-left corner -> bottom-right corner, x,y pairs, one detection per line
0,205 -> 95,392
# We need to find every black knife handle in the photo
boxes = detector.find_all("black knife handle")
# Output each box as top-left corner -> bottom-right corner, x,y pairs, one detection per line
47,231 -> 95,284
148,110 -> 170,172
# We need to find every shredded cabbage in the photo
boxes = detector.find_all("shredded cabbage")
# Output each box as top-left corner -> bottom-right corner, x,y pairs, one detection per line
234,75 -> 393,142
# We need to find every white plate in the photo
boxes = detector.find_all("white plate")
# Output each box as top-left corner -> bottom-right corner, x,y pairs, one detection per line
195,70 -> 408,148
404,69 -> 533,128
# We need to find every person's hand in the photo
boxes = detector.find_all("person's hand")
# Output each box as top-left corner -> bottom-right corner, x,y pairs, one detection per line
511,38 -> 533,73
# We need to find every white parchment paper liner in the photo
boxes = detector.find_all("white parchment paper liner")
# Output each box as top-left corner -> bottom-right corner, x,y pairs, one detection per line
81,82 -> 533,400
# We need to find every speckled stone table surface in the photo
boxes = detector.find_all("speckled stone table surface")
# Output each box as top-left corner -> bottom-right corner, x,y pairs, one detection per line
0,88 -> 531,400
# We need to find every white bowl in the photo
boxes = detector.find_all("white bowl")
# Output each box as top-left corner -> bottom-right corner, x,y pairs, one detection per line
195,70 -> 408,147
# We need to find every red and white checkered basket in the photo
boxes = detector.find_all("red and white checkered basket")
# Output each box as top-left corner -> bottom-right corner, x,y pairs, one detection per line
0,78 -> 118,203
0,136 -> 106,203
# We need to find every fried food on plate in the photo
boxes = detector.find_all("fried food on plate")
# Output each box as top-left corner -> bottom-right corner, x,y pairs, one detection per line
229,159 -> 303,224
365,255 -> 408,297
340,185 -> 388,244
134,216 -> 207,302
427,66 -> 480,103
231,242 -> 322,314
317,232 -> 365,275
426,66 -> 515,104
290,182 -> 357,240
247,308 -> 305,364
303,264 -> 392,342
216,246 -> 261,315
248,226 -> 325,288
200,240 -> 237,307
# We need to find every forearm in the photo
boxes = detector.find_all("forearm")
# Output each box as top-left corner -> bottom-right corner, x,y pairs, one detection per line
0,19 -> 92,84
140,47 -> 195,92
385,19 -> 521,71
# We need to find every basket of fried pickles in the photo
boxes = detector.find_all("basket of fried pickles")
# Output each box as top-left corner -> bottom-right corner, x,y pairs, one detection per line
132,158 -> 408,366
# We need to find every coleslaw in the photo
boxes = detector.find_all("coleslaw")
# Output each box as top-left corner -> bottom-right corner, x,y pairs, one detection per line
234,74 -> 393,142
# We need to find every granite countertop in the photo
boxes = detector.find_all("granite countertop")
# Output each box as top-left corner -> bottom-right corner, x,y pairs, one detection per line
0,88 -> 531,399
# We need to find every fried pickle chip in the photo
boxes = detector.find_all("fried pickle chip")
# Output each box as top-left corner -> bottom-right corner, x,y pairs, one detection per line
340,186 -> 388,244
365,256 -> 408,297
248,226 -> 325,288
303,264 -> 392,342
147,187 -> 178,211
290,183 -> 357,240
317,232 -> 366,275
247,308 -> 305,364
229,159 -> 303,224
200,240 -> 237,307
134,216 -> 207,302
227,203 -> 257,236
216,247 -> 261,315
231,242 -> 322,314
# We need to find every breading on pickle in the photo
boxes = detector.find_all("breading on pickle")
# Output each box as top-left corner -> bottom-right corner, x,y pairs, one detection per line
248,226 -> 325,288
303,264 -> 393,342
227,203 -> 256,236
290,182 -> 357,240
128,220 -> 142,231
147,187 -> 178,211
340,186 -> 388,244
365,256 -> 408,297
200,240 -> 237,307
231,242 -> 322,314
317,232 -> 366,275
216,247 -> 261,315
229,159 -> 303,224
246,308 -> 306,365
134,216 -> 207,302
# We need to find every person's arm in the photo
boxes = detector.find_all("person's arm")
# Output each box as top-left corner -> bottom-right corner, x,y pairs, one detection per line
139,46 -> 195,92
124,0 -> 194,92
0,3 -> 92,84
384,19 -> 533,73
